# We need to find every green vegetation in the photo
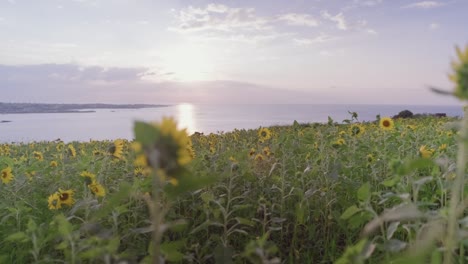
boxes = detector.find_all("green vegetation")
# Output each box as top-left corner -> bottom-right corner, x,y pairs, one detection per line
0,114 -> 462,263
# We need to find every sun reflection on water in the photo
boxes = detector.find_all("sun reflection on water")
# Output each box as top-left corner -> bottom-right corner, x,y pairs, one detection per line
176,103 -> 197,135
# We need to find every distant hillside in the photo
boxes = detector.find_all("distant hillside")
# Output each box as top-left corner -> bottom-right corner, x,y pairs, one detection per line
0,102 -> 168,114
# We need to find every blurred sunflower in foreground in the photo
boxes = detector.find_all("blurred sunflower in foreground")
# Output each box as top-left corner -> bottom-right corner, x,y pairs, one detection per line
450,45 -> 468,100
134,117 -> 193,185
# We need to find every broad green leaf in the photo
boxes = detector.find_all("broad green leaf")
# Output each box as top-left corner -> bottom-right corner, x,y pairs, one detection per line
6,232 -> 28,242
133,121 -> 159,146
340,205 -> 362,220
357,182 -> 371,202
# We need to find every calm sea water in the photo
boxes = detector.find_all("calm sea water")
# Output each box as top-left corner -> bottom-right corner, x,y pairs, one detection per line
0,104 -> 463,143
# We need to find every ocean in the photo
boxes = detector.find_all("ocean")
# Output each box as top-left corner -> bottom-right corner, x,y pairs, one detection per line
0,104 -> 463,143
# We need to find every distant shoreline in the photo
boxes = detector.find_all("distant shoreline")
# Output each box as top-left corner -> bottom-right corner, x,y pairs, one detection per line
0,102 -> 169,114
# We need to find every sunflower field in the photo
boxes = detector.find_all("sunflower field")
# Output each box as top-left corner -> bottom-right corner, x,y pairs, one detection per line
0,113 -> 464,263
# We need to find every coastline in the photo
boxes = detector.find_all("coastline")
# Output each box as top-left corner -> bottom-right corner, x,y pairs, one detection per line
0,102 -> 169,114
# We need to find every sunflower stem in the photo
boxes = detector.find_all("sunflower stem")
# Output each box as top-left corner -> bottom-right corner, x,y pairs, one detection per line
445,105 -> 468,264
150,150 -> 162,264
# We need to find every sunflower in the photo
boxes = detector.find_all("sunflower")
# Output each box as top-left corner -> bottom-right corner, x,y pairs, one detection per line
262,146 -> 271,156
134,154 -> 148,168
48,193 -> 61,210
25,171 -> 36,180
50,160 -> 58,167
88,181 -> 106,197
141,117 -> 193,171
58,189 -> 75,207
67,144 -> 77,158
379,117 -> 394,130
33,151 -> 44,161
80,171 -> 96,184
449,45 -> 468,99
439,144 -> 447,152
350,124 -> 365,136
254,153 -> 265,162
258,127 -> 272,142
332,138 -> 346,147
419,145 -> 434,159
109,139 -> 124,159
93,149 -> 103,156
249,148 -> 256,157
1,167 -> 14,184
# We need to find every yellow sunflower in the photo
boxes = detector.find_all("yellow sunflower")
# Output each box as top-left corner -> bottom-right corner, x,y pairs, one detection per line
48,193 -> 61,210
249,148 -> 256,157
449,45 -> 468,99
254,153 -> 265,162
58,189 -> 75,207
332,138 -> 346,147
80,171 -> 96,184
1,167 -> 14,184
419,145 -> 434,159
154,117 -> 193,167
67,144 -> 77,158
33,151 -> 44,161
109,139 -> 124,159
350,124 -> 365,136
379,117 -> 394,130
439,144 -> 447,152
258,127 -> 272,142
262,146 -> 271,156
88,181 -> 106,197
50,161 -> 58,167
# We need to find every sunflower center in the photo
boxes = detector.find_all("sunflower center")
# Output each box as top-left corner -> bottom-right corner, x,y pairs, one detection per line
1,172 -> 6,178
383,120 -> 390,127
60,193 -> 69,201
109,146 -> 116,154
352,127 -> 360,135
261,131 -> 267,137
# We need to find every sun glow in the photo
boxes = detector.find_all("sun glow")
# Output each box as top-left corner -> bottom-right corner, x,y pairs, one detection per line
162,45 -> 214,82
177,103 -> 197,134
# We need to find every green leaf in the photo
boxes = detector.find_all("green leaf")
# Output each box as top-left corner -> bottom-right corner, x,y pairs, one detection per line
357,182 -> 371,202
161,240 -> 186,262
235,217 -> 255,227
6,232 -> 28,242
27,219 -> 37,232
134,121 -> 159,146
214,244 -> 234,264
53,214 -> 72,237
382,176 -> 400,187
340,205 -> 362,220
93,182 -> 132,220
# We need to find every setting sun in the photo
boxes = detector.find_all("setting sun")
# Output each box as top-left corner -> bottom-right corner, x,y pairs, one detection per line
162,44 -> 214,81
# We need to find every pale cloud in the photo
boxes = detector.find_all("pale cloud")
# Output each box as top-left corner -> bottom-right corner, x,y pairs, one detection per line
136,20 -> 150,25
402,1 -> 445,9
277,13 -> 319,27
429,22 -> 440,30
321,11 -> 347,30
169,4 -> 270,33
293,34 -> 336,46
353,0 -> 383,6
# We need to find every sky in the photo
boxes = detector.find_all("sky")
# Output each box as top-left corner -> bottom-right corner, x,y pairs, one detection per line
1,0 -> 467,105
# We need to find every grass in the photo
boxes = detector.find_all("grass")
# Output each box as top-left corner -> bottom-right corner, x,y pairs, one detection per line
0,113 -> 464,263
